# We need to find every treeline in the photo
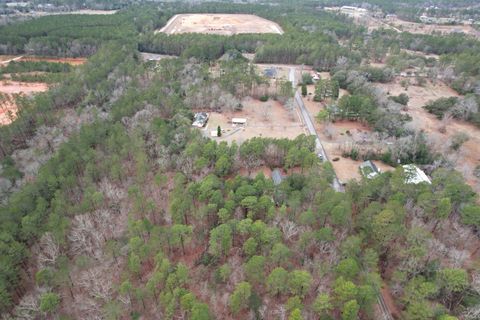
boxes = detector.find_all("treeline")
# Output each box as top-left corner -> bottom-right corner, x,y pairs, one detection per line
139,33 -> 276,61
0,61 -> 72,74
0,5 -> 166,57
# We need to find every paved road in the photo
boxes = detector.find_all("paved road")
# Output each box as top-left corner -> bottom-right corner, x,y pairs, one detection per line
294,91 -> 344,192
290,67 -> 344,192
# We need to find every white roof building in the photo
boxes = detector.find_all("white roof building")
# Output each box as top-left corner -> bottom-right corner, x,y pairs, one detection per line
192,112 -> 209,128
232,118 -> 247,124
402,164 -> 431,184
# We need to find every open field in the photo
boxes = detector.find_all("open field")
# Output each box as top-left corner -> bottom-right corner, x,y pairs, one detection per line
201,97 -> 305,144
301,83 -> 394,183
158,14 -> 283,35
388,18 -> 480,38
0,80 -> 48,94
0,55 -> 84,125
375,78 -> 480,192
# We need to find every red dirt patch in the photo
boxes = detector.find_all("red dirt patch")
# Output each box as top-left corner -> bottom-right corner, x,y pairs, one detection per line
19,56 -> 87,65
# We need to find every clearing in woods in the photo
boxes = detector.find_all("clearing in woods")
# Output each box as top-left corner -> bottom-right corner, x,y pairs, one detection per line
0,81 -> 48,125
201,97 -> 305,144
376,78 -> 480,193
158,14 -> 284,35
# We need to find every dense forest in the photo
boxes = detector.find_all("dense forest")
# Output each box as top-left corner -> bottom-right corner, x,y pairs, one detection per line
0,1 -> 480,320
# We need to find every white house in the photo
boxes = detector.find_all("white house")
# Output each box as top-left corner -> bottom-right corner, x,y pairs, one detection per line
403,164 -> 431,184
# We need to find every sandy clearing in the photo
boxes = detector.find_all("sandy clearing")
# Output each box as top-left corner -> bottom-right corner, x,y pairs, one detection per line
0,55 -> 87,66
0,80 -> 48,94
0,55 -> 15,62
376,78 -> 480,192
356,15 -> 480,39
158,14 -> 284,35
0,81 -> 49,125
389,18 -> 480,38
201,97 -> 306,144
19,56 -> 87,65
0,56 -> 23,65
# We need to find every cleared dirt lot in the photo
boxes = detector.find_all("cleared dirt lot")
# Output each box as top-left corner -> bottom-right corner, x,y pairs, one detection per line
389,18 -> 480,38
201,97 -> 305,144
376,78 -> 480,192
0,81 -> 48,125
158,14 -> 283,35
0,55 -> 84,125
19,56 -> 86,65
0,55 -> 87,66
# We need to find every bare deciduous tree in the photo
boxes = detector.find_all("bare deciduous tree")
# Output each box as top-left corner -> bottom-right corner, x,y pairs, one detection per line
12,293 -> 39,320
38,233 -> 60,268
280,220 -> 300,241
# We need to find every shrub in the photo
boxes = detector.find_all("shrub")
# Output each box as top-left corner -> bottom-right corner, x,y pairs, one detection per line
389,93 -> 409,106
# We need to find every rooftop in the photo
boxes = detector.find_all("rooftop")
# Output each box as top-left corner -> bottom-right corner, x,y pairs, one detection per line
402,164 -> 431,184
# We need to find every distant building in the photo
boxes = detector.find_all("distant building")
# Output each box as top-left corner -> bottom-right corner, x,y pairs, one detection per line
386,14 -> 397,20
6,2 -> 30,7
402,164 -> 431,184
192,112 -> 209,127
323,6 -> 340,12
340,6 -> 368,16
231,118 -> 247,126
420,15 -> 456,24
360,160 -> 380,179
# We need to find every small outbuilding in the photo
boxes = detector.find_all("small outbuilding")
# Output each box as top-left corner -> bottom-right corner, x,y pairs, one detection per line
232,118 -> 247,126
360,160 -> 380,179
